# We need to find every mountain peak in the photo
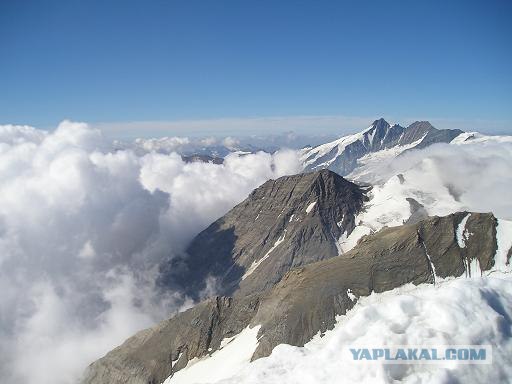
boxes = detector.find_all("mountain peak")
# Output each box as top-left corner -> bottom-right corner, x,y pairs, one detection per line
163,169 -> 368,299
301,118 -> 465,176
407,121 -> 436,131
250,169 -> 355,203
369,118 -> 390,130
372,117 -> 389,124
287,168 -> 350,188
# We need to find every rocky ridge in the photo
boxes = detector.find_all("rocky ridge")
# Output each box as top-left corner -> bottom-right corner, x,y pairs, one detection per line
81,174 -> 502,384
163,169 -> 368,299
301,118 -> 463,175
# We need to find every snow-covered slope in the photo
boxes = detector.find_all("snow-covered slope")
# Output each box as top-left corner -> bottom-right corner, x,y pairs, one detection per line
301,119 -> 462,176
165,215 -> 512,384
336,132 -> 512,252
217,274 -> 512,384
166,325 -> 261,384
348,130 -> 512,184
451,131 -> 512,145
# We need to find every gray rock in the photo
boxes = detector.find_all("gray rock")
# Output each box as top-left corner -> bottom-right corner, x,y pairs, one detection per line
80,296 -> 260,384
81,212 -> 500,384
181,154 -> 224,164
303,118 -> 464,175
251,212 -> 497,358
405,197 -> 429,224
162,169 -> 368,299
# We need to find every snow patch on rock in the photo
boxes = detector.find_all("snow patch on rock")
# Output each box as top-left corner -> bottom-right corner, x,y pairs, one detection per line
456,213 -> 471,248
242,231 -> 287,280
305,201 -> 317,214
165,325 -> 261,384
494,219 -> 512,272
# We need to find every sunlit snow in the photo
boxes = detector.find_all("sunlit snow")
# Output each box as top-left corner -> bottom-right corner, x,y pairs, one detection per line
305,201 -> 317,214
213,275 -> 512,384
166,325 -> 261,384
242,231 -> 287,280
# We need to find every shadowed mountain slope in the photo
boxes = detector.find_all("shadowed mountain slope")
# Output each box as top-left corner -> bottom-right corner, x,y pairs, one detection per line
301,118 -> 463,175
81,211 -> 502,384
163,169 -> 368,299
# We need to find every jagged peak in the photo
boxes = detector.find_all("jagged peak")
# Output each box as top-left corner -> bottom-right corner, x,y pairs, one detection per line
363,118 -> 390,133
251,170 -> 360,204
372,117 -> 390,126
406,120 -> 436,131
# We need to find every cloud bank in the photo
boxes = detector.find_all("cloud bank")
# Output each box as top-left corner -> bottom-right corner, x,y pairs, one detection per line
115,131 -> 338,157
393,140 -> 512,220
368,139 -> 512,220
0,121 -> 302,384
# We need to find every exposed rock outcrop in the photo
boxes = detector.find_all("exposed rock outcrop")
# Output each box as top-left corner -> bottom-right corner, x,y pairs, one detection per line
162,169 -> 368,299
302,118 -> 463,175
81,212 -> 499,384
81,296 -> 260,384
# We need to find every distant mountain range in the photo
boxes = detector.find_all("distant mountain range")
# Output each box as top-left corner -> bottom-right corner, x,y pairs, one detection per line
301,118 -> 463,176
119,119 -> 511,179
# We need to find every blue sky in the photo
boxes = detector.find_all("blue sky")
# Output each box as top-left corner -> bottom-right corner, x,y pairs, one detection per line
1,0 -> 511,136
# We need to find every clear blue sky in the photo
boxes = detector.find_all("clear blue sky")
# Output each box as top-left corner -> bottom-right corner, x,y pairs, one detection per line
1,0 -> 511,135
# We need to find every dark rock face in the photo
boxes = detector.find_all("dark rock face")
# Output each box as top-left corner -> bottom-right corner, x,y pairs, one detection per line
303,118 -> 464,175
181,154 -> 224,164
80,296 -> 260,384
405,197 -> 429,224
412,126 -> 463,150
252,212 -> 498,358
163,169 -> 368,299
81,212 -> 501,384
398,120 -> 434,144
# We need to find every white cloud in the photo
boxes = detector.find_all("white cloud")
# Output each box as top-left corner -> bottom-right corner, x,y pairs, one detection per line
0,124 -> 47,145
222,136 -> 240,149
200,136 -> 218,146
387,141 -> 512,220
340,139 -> 512,251
0,121 -> 302,384
133,136 -> 191,153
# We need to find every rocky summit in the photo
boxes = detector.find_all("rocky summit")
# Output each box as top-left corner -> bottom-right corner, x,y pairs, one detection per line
161,169 -> 368,299
301,118 -> 463,175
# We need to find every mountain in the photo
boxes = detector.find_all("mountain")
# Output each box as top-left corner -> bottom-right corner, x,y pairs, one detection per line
80,210 -> 504,384
301,118 -> 463,176
79,134 -> 512,384
181,154 -> 224,164
160,169 -> 368,299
